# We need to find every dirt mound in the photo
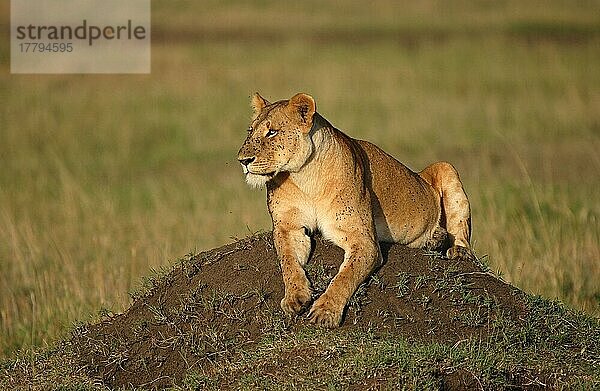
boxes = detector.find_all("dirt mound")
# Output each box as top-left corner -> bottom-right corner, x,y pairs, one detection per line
71,232 -> 525,389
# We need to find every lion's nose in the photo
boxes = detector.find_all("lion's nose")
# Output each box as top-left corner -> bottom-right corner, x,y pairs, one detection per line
239,156 -> 256,167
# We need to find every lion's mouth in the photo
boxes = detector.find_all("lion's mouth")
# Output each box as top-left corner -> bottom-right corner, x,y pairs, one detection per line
242,166 -> 276,178
249,171 -> 276,178
243,168 -> 278,188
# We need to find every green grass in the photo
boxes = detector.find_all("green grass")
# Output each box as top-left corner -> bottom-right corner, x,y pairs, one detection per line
179,297 -> 600,390
3,290 -> 598,390
1,0 -> 599,361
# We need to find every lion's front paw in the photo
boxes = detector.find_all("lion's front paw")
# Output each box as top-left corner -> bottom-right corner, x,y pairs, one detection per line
281,285 -> 312,317
308,295 -> 343,328
447,245 -> 475,261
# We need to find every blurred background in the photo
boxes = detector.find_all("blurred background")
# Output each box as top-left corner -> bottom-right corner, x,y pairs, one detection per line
1,0 -> 598,358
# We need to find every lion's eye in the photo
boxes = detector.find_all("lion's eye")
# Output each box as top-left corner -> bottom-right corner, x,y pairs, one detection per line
266,129 -> 278,138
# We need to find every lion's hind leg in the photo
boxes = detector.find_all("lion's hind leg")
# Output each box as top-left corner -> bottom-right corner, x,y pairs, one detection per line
420,162 -> 473,260
425,225 -> 449,252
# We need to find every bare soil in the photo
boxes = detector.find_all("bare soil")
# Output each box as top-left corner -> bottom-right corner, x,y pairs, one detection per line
71,232 -> 525,389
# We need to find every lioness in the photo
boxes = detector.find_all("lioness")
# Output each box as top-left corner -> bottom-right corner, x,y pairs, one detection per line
237,93 -> 473,328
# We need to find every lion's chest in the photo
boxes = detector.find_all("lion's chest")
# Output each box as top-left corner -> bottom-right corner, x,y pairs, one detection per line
268,172 -> 373,249
278,189 -> 323,227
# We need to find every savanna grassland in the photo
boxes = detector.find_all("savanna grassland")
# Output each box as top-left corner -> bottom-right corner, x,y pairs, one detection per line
1,0 -> 599,363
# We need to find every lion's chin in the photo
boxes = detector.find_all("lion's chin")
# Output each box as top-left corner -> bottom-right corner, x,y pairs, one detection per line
244,172 -> 274,189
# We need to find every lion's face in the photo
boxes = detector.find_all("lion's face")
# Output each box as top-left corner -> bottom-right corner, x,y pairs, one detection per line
237,93 -> 316,188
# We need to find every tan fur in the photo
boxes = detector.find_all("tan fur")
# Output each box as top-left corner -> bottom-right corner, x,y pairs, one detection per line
237,92 -> 473,328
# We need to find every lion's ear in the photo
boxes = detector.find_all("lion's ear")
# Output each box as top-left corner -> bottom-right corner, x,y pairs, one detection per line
251,92 -> 269,118
287,93 -> 316,132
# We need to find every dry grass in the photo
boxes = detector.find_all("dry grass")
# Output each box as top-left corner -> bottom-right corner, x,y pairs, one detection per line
0,0 -> 598,358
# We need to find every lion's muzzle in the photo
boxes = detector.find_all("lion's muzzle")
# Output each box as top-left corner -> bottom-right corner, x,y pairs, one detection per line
238,156 -> 255,174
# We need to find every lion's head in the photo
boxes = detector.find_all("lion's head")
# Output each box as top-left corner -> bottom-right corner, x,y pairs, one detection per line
237,92 -> 317,188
